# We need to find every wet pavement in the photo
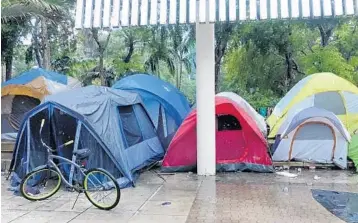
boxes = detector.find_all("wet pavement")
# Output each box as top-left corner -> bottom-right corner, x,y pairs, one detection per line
1,170 -> 358,223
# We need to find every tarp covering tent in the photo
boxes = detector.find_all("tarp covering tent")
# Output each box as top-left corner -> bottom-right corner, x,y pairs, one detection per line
162,94 -> 273,173
9,86 -> 164,188
272,107 -> 351,169
2,68 -> 81,142
267,73 -> 358,138
217,92 -> 267,136
113,73 -> 191,149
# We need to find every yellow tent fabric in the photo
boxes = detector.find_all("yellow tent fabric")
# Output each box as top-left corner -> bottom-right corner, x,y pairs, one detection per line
267,73 -> 358,138
1,76 -> 51,100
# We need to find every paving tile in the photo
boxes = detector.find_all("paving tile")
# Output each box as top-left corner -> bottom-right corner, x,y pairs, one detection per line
2,197 -> 50,211
128,214 -> 187,223
2,170 -> 357,223
54,199 -> 92,212
1,210 -> 29,223
139,200 -> 193,216
70,209 -> 134,223
10,210 -> 79,223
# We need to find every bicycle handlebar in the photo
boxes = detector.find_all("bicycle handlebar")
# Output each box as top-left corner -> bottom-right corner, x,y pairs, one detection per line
39,119 -> 74,153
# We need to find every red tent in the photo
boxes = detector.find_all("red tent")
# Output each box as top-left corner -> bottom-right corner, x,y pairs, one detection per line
162,96 -> 273,172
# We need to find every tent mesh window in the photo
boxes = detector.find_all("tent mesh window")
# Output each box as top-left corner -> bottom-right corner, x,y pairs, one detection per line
13,130 -> 28,179
133,104 -> 156,140
28,109 -> 52,174
119,105 -> 143,148
10,96 -> 40,130
294,123 -> 334,140
217,114 -> 242,131
77,126 -> 123,179
52,108 -> 78,180
314,92 -> 346,115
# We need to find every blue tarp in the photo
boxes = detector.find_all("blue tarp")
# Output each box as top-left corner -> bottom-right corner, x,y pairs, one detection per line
9,86 -> 164,188
2,68 -> 68,86
311,189 -> 358,223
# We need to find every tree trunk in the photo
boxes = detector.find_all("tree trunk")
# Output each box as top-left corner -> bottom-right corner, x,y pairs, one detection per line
2,22 -> 23,80
41,18 -> 51,69
215,62 -> 221,93
177,62 -> 182,90
91,29 -> 111,86
4,51 -> 13,81
2,63 -> 6,82
33,19 -> 43,67
284,52 -> 294,92
318,25 -> 333,47
99,53 -> 106,86
123,38 -> 134,63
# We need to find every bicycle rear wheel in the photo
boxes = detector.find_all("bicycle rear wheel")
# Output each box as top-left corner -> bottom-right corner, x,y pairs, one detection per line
20,167 -> 62,201
83,168 -> 120,210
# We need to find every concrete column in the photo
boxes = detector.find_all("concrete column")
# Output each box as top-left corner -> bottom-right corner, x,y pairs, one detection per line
196,12 -> 216,175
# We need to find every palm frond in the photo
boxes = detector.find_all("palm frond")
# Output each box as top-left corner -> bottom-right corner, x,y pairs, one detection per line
1,0 -> 67,23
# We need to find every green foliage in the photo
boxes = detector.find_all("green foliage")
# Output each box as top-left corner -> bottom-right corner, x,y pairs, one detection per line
112,54 -> 145,77
1,0 -> 69,23
222,19 -> 358,109
223,42 -> 285,94
299,45 -> 356,82
6,14 -> 358,107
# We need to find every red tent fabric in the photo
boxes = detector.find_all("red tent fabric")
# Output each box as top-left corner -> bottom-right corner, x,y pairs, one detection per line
162,96 -> 273,172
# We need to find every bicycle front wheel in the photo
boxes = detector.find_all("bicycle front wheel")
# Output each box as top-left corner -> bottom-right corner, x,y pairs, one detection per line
20,167 -> 62,201
83,168 -> 120,210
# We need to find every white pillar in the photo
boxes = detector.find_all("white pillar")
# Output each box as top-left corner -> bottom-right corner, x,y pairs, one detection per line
196,21 -> 216,176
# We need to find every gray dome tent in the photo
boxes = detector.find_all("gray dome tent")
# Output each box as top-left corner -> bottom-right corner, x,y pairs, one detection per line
272,107 -> 351,169
9,86 -> 164,188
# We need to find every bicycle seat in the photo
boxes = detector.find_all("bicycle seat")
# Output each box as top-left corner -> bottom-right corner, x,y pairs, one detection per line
74,148 -> 91,160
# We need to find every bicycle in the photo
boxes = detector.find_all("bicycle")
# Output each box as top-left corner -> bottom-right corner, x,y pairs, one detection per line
20,119 -> 121,210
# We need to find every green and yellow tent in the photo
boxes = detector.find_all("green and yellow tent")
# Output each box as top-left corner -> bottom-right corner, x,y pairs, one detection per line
267,73 -> 358,137
267,73 -> 358,168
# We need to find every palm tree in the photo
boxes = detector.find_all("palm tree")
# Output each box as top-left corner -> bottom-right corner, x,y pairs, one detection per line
1,0 -> 69,80
144,26 -> 175,78
1,0 -> 66,22
144,25 -> 195,90
169,24 -> 195,90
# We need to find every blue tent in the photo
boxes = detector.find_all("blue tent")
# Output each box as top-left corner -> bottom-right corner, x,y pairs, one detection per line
9,86 -> 164,188
2,68 -> 81,142
2,68 -> 69,87
113,74 -> 191,148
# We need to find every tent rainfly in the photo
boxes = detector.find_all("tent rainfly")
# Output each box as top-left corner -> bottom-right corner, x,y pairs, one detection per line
267,73 -> 358,138
113,73 -> 191,149
162,93 -> 273,173
2,68 -> 81,142
271,107 -> 351,169
9,86 -> 164,188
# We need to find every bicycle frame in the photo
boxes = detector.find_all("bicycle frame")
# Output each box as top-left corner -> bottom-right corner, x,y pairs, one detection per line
47,154 -> 87,189
37,119 -> 106,191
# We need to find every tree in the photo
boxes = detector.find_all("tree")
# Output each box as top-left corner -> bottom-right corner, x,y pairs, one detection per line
168,24 -> 195,89
1,0 -> 65,22
1,0 -> 70,79
90,29 -> 112,86
144,26 -> 175,78
236,21 -> 305,93
214,23 -> 235,92
299,45 -> 356,82
1,22 -> 25,80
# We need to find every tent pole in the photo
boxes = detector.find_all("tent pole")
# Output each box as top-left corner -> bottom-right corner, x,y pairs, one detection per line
26,120 -> 31,174
196,0 -> 216,176
69,121 -> 82,186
